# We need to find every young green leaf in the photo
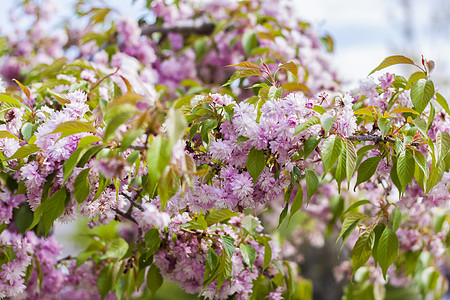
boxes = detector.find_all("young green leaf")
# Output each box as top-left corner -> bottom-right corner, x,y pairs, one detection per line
343,200 -> 371,215
206,209 -> 239,226
100,238 -> 129,260
436,93 -> 450,116
321,135 -> 342,173
7,144 -> 40,160
246,147 -> 265,184
289,184 -> 303,223
147,264 -> 163,297
372,223 -> 386,267
74,168 -> 91,203
410,79 -> 435,114
352,230 -> 375,275
240,244 -> 256,271
97,263 -> 113,300
320,113 -> 335,136
305,169 -> 319,205
278,61 -> 299,82
397,149 -> 415,193
355,156 -> 382,190
377,226 -> 399,280
51,121 -> 97,139
145,228 -> 161,256
223,68 -> 263,86
368,55 -> 416,75
346,139 -> 357,185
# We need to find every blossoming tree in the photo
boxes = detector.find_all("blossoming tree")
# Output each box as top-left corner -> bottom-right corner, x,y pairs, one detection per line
0,0 -> 448,299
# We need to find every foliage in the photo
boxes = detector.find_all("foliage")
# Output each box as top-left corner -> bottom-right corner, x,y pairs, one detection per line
0,0 -> 448,299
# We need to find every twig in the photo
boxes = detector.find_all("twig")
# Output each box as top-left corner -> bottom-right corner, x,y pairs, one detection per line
140,22 -> 215,36
115,208 -> 138,224
347,134 -> 421,147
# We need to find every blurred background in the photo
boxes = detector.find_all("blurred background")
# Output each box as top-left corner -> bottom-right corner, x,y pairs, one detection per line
2,0 -> 449,91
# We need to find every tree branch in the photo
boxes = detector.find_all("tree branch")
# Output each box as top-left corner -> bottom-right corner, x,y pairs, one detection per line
140,22 -> 215,36
347,134 -> 395,143
347,134 -> 420,147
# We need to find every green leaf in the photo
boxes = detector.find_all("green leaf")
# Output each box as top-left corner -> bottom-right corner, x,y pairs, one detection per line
372,223 -> 386,266
0,94 -> 22,106
146,136 -> 171,197
390,157 -> 402,193
343,200 -> 371,214
352,230 -> 375,275
336,212 -> 367,249
410,79 -> 435,114
50,121 -> 97,139
97,263 -> 113,300
246,147 -> 265,184
222,69 -> 262,86
7,143 -> 40,160
397,149 -> 415,193
321,135 -> 342,173
389,107 -> 420,115
436,131 -> 450,163
68,58 -> 95,71
391,207 -> 402,232
206,209 -> 239,226
63,145 -> 94,184
305,169 -> 319,205
377,226 -> 399,280
303,136 -> 321,159
263,239 -> 272,270
103,110 -> 133,143
21,123 -> 34,142
100,238 -> 129,260
408,71 -> 426,86
346,139 -> 357,185
221,235 -> 236,257
335,146 -> 347,189
40,188 -> 68,235
413,117 -> 428,138
166,108 -> 187,146
241,216 -> 260,235
74,168 -> 91,203
378,118 -> 390,138
278,202 -> 289,228
14,204 -> 33,234
369,55 -> 416,75
278,61 -> 299,82
355,156 -> 382,190
47,89 -> 70,105
289,184 -> 303,223
147,264 -> 163,297
227,61 -> 262,70
436,93 -> 450,116
240,244 -> 256,271
295,116 -> 320,135
268,86 -> 282,100
200,119 -> 217,144
242,31 -> 259,57
413,150 -> 429,179
145,228 -> 161,257
320,113 -> 335,136
0,131 -> 18,140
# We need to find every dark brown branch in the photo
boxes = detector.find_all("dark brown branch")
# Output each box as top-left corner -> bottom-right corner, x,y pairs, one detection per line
115,208 -> 138,224
347,134 -> 420,147
140,22 -> 215,36
347,134 -> 395,144
122,193 -> 144,211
